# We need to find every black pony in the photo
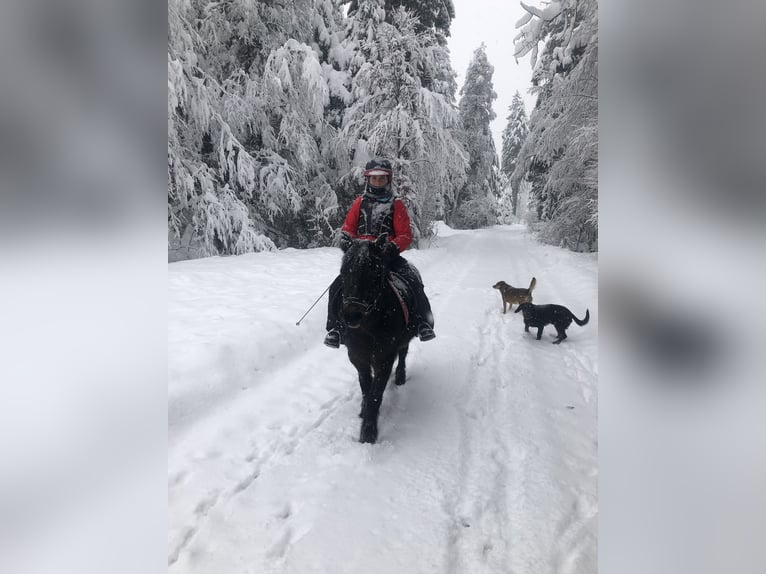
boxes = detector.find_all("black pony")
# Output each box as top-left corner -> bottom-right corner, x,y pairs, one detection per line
339,234 -> 416,443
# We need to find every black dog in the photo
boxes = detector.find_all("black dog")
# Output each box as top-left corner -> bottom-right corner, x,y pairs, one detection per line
515,302 -> 590,344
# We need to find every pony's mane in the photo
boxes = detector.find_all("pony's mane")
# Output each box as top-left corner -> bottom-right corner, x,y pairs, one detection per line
342,239 -> 382,268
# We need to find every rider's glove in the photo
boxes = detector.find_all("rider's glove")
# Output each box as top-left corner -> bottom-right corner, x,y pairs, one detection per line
381,240 -> 399,259
338,231 -> 353,251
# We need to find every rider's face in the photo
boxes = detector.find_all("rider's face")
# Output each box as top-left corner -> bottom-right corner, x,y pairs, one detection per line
368,174 -> 389,188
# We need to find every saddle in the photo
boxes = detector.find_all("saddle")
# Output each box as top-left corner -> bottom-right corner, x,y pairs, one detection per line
387,271 -> 414,325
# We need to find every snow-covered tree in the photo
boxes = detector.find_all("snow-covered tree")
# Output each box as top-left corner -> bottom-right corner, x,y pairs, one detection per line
511,0 -> 598,251
169,0 -> 269,259
168,0 -> 349,260
451,44 -> 500,229
348,0 -> 454,39
342,3 -> 467,239
257,38 -> 349,248
345,0 -> 457,101
500,91 -> 529,216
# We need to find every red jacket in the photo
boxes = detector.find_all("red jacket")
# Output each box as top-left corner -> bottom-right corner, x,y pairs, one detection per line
341,196 -> 413,252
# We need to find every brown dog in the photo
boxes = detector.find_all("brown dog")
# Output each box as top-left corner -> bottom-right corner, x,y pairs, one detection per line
492,277 -> 537,314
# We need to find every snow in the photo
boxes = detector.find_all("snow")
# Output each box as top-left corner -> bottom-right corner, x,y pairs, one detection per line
169,223 -> 598,573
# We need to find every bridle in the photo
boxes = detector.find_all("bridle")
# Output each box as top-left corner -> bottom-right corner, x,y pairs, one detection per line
341,248 -> 387,319
342,270 -> 386,315
341,293 -> 381,315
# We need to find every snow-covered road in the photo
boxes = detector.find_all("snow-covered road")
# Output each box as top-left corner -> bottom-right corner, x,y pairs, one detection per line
168,224 -> 598,573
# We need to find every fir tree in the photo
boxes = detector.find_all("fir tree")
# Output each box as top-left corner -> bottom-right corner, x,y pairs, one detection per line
342,3 -> 467,240
451,44 -> 500,229
168,0 -> 275,260
167,0 -> 349,259
347,0 -> 455,40
511,0 -> 598,251
500,91 -> 529,216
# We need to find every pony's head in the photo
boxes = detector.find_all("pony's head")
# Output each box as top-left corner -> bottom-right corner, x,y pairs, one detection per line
339,234 -> 396,328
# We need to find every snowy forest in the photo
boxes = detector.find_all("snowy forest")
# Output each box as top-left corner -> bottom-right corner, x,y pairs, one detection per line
168,0 -> 598,260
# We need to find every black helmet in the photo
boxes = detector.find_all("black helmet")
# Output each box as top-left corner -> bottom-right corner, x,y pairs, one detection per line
363,159 -> 393,199
363,159 -> 393,178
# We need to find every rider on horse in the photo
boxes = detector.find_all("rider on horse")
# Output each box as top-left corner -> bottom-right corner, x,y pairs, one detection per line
324,159 -> 436,348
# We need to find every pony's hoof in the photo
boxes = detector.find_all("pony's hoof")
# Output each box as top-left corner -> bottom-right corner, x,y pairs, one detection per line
359,422 -> 378,444
395,374 -> 406,386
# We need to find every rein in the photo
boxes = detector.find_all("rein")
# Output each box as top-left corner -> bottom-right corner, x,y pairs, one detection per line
341,241 -> 408,323
342,284 -> 384,315
342,276 -> 409,325
341,250 -> 386,316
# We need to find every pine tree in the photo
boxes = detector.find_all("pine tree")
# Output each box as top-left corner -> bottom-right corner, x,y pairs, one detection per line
169,0 -> 267,260
451,44 -> 500,229
500,91 -> 529,216
342,3 -> 467,240
511,0 -> 598,251
348,0 -> 455,39
168,0 -> 350,259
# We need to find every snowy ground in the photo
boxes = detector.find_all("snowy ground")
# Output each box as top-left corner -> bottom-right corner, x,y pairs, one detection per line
168,223 -> 598,574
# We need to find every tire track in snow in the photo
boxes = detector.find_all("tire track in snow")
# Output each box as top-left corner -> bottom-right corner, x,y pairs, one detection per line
445,305 -> 515,574
416,229 -> 521,574
504,246 -> 598,574
433,226 -> 597,574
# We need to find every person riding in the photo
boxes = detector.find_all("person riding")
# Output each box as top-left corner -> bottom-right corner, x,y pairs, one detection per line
324,159 -> 436,348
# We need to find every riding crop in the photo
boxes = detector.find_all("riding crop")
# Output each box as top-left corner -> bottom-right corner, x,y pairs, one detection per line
295,282 -> 332,326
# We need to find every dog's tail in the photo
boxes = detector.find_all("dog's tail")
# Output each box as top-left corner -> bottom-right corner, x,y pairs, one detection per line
572,308 -> 590,326
527,277 -> 537,293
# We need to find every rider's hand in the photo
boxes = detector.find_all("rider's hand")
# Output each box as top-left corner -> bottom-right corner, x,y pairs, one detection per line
381,240 -> 399,258
338,231 -> 353,251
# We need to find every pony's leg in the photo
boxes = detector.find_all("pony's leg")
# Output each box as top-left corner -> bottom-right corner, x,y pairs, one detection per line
394,345 -> 409,386
359,355 -> 396,444
348,352 -> 372,417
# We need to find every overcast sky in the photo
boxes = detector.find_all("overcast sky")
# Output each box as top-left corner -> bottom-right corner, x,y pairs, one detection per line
448,0 -> 538,154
